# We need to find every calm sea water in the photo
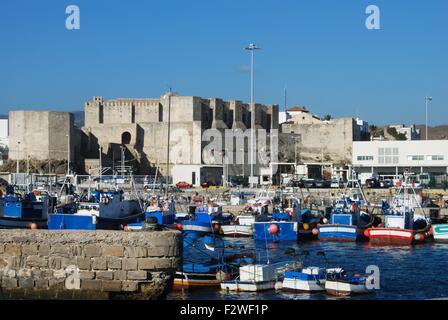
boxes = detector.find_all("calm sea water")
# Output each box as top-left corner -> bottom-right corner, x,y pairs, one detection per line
168,238 -> 448,300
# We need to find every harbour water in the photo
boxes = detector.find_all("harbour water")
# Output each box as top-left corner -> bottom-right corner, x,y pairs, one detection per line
168,238 -> 448,300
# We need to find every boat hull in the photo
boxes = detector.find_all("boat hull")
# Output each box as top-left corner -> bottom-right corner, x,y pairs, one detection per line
47,212 -> 144,230
220,280 -> 276,292
433,224 -> 448,243
221,224 -> 253,237
325,280 -> 371,296
253,221 -> 298,242
318,224 -> 366,242
281,278 -> 325,292
0,216 -> 48,229
173,271 -> 221,289
365,228 -> 427,245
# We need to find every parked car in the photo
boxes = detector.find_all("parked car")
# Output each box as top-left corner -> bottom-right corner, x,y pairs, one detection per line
314,179 -> 323,188
176,181 -> 192,189
201,181 -> 216,188
365,178 -> 380,188
302,179 -> 316,188
330,179 -> 343,188
380,179 -> 393,188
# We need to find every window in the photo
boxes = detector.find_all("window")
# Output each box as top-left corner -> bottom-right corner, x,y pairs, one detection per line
357,156 -> 374,161
408,155 -> 424,161
427,155 -> 444,161
379,148 -> 399,165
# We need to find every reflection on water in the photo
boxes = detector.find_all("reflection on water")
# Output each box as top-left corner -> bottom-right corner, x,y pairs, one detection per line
168,238 -> 448,300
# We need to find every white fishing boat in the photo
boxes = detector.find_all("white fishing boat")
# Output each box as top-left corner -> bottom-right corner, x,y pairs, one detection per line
282,267 -> 345,292
432,224 -> 448,242
325,274 -> 374,296
220,264 -> 276,292
221,208 -> 270,237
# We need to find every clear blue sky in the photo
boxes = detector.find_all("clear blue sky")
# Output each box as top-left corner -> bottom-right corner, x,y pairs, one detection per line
0,0 -> 447,126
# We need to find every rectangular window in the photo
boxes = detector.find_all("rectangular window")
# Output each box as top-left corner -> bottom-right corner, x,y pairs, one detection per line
357,156 -> 374,161
427,155 -> 444,161
408,155 -> 424,161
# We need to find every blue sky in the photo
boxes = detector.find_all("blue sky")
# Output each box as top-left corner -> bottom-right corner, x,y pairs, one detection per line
0,0 -> 447,125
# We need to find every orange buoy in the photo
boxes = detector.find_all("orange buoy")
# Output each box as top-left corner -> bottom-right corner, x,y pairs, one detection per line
364,229 -> 370,238
312,228 -> 319,236
176,223 -> 183,231
302,223 -> 310,231
268,224 -> 279,234
30,223 -> 38,230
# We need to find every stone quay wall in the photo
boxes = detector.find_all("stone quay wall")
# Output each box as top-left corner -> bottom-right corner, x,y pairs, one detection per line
0,229 -> 182,300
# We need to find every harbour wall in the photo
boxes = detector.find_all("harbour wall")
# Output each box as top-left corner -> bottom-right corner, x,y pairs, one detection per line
0,229 -> 182,300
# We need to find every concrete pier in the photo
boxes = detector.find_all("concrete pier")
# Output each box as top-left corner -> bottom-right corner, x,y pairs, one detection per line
0,229 -> 182,300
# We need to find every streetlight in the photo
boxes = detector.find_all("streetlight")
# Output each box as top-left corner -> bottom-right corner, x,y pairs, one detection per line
16,141 -> 20,174
66,134 -> 70,175
245,43 -> 261,188
425,96 -> 432,140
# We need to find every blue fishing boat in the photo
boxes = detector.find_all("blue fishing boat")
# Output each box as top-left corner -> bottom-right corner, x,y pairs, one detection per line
253,197 -> 302,242
126,196 -> 176,231
0,185 -> 52,229
280,251 -> 345,292
318,176 -> 374,242
48,189 -> 144,230
180,204 -> 232,239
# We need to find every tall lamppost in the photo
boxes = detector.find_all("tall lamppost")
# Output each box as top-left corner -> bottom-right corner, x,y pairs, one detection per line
245,43 -> 261,188
16,141 -> 20,174
66,133 -> 70,175
425,96 -> 432,140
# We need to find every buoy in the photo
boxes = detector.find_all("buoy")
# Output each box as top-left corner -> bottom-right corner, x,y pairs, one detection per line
414,233 -> 422,241
176,223 -> 183,231
364,229 -> 370,238
268,224 -> 279,234
30,223 -> 38,230
302,223 -> 310,231
312,228 -> 319,236
322,218 -> 329,224
123,225 -> 129,231
274,281 -> 283,290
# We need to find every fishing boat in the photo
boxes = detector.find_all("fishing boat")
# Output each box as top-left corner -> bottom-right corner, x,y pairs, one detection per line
253,197 -> 302,242
0,184 -> 53,229
432,224 -> 448,242
280,251 -> 345,292
325,273 -> 374,296
48,189 -> 144,230
180,204 -> 231,239
126,196 -> 176,231
221,205 -> 270,237
220,264 -> 277,292
364,171 -> 431,245
317,175 -> 374,242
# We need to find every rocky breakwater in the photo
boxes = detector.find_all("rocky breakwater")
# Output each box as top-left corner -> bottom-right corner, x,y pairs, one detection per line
0,229 -> 182,300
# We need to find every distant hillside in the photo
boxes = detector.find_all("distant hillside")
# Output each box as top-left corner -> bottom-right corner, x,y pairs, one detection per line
415,125 -> 448,140
73,111 -> 84,128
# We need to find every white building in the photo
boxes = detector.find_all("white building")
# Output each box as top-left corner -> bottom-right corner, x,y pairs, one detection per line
353,140 -> 448,180
388,124 -> 421,140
